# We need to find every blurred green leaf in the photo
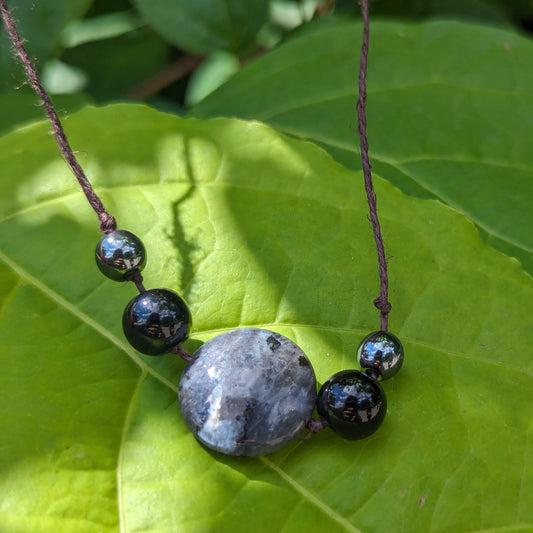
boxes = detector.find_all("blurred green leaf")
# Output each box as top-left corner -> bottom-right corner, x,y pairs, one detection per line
185,50 -> 240,106
0,0 -> 93,90
191,19 -> 533,274
61,28 -> 169,100
0,104 -> 531,532
0,88 -> 91,136
270,0 -> 318,30
60,11 -> 143,48
41,59 -> 88,94
132,0 -> 270,55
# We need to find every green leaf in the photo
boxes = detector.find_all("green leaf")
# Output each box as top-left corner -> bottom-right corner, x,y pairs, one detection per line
185,50 -> 240,107
0,88 -> 91,136
60,11 -> 144,48
191,19 -> 533,275
60,28 -> 170,100
41,59 -> 88,95
0,0 -> 93,90
0,104 -> 532,532
132,0 -> 270,55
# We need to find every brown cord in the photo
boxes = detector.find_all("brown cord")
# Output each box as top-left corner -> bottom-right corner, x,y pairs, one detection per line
307,418 -> 329,433
170,344 -> 194,363
124,269 -> 147,293
357,0 -> 392,331
0,0 -> 116,234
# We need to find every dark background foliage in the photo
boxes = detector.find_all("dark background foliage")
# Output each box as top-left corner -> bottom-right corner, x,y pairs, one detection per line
1,0 -> 533,132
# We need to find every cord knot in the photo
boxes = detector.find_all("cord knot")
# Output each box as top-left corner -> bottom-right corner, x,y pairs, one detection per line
306,418 -> 329,434
373,296 -> 392,314
99,212 -> 117,234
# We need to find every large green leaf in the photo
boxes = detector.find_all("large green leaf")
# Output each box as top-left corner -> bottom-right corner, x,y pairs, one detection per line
0,104 -> 532,532
191,19 -> 533,275
132,0 -> 270,55
0,0 -> 92,90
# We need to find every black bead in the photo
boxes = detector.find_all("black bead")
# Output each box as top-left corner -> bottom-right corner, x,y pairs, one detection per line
95,230 -> 146,282
357,330 -> 404,380
123,289 -> 191,355
317,369 -> 387,440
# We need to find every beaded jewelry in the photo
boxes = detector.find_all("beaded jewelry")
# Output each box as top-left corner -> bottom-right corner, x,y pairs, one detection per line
1,0 -> 403,457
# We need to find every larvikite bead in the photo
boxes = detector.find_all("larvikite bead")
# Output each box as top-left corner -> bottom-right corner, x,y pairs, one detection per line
178,328 -> 317,457
357,330 -> 404,380
317,369 -> 387,440
95,230 -> 146,281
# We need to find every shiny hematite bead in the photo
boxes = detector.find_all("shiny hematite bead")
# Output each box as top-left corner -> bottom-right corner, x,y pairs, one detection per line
123,288 -> 191,355
179,328 -> 317,456
357,330 -> 404,380
317,369 -> 387,440
95,230 -> 146,281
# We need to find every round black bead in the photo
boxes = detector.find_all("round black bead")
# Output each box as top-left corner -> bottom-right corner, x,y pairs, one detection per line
317,369 -> 387,440
357,330 -> 404,380
95,230 -> 146,282
123,288 -> 191,355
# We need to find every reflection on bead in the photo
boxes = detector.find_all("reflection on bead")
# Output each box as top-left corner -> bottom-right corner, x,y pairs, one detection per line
317,370 -> 386,440
95,230 -> 146,281
357,330 -> 404,380
179,328 -> 317,456
123,288 -> 191,355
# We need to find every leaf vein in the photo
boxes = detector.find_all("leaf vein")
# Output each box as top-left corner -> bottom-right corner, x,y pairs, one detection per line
270,122 -> 533,254
117,371 -> 148,533
193,322 -> 529,376
260,82 -> 533,124
0,247 -> 179,393
259,456 -> 364,533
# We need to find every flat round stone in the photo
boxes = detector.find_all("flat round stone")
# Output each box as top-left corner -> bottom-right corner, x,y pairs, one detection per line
178,328 -> 317,456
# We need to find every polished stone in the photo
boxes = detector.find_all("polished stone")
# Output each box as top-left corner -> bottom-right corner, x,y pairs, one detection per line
95,230 -> 146,281
357,330 -> 404,380
178,328 -> 317,456
123,288 -> 191,355
317,369 -> 387,440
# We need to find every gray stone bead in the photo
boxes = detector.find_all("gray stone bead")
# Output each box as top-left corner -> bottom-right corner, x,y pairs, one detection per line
178,328 -> 317,456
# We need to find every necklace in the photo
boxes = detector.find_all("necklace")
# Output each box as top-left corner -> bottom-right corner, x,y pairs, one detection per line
1,0 -> 403,457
